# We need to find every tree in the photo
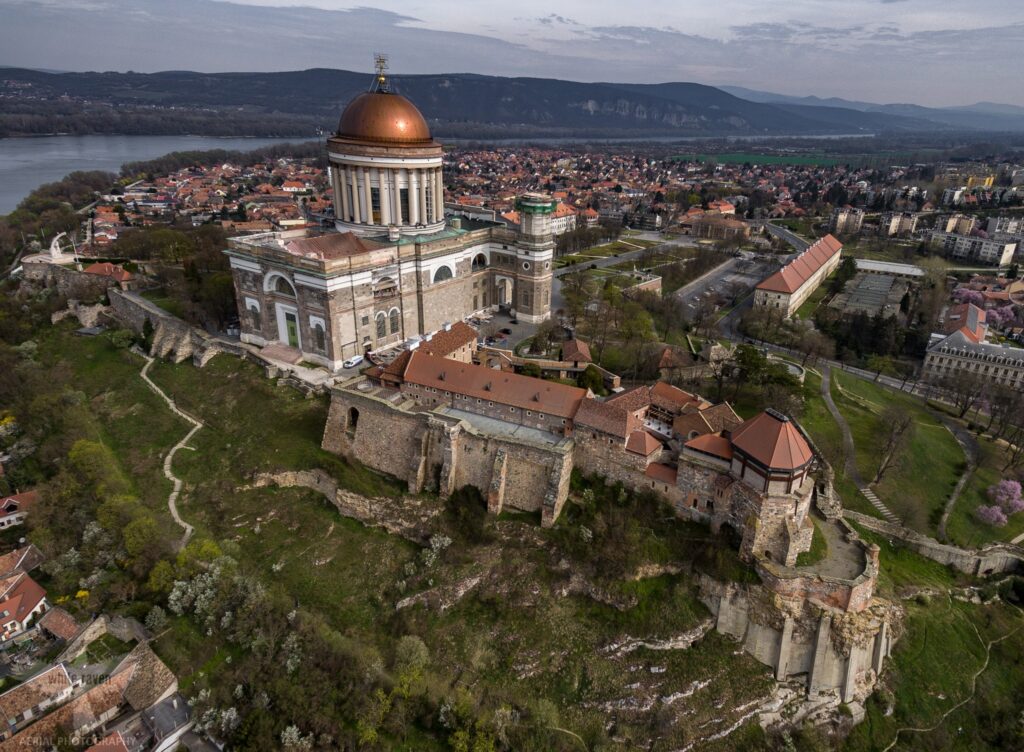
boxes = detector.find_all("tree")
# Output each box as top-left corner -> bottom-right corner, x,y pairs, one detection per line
578,364 -> 604,393
873,406 -> 915,484
866,354 -> 896,383
942,371 -> 988,419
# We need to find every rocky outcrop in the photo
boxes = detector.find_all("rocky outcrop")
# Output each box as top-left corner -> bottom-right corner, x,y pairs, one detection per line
50,299 -> 110,328
243,469 -> 442,542
698,574 -> 903,706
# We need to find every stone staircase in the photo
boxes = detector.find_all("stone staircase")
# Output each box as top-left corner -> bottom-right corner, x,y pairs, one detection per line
860,487 -> 899,523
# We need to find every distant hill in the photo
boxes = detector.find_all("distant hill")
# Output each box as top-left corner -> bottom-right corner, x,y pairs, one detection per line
0,67 -> 978,139
720,85 -> 1024,132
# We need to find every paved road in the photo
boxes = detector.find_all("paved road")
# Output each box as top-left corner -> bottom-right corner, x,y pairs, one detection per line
766,223 -> 811,251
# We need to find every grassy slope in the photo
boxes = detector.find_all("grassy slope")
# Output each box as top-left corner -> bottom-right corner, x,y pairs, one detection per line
831,370 -> 962,534
844,525 -> 1024,752
40,328 -> 776,748
944,435 -> 1024,549
35,326 -> 186,535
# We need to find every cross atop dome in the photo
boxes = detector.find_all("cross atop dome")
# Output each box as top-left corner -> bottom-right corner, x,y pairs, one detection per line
372,53 -> 390,93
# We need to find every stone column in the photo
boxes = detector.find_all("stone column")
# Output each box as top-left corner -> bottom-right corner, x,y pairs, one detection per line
352,168 -> 363,224
418,169 -> 428,225
409,170 -> 420,225
394,169 -> 404,226
434,168 -> 444,223
338,165 -> 350,222
379,167 -> 392,227
362,168 -> 372,225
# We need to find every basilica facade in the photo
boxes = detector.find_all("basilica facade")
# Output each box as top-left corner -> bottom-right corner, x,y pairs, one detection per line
225,67 -> 553,370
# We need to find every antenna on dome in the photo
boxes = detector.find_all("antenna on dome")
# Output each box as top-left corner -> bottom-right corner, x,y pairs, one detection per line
372,53 -> 390,93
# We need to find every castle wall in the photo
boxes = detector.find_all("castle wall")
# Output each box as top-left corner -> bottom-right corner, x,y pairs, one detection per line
699,576 -> 895,703
845,510 -> 1024,576
22,261 -> 115,302
323,384 -> 573,520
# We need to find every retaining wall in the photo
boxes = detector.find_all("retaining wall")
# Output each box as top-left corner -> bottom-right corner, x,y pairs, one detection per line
844,510 -> 1024,576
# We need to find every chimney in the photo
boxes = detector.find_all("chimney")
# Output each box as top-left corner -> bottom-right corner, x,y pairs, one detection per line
443,321 -> 452,331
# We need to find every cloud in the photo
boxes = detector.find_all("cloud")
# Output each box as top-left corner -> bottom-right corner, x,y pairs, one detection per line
1,0 -> 1022,106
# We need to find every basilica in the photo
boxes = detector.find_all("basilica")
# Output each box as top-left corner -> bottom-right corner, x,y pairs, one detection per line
225,64 -> 553,370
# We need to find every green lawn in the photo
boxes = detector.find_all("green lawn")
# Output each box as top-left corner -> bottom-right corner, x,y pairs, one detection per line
29,326 -> 782,748
831,371 -> 963,535
34,325 -> 187,533
794,275 -> 833,319
945,436 -> 1024,548
140,289 -> 188,319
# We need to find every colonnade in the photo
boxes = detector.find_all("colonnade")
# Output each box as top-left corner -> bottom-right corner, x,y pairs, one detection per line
332,163 -> 444,229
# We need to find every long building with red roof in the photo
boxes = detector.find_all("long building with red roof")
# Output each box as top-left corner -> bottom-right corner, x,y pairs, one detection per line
754,234 -> 843,316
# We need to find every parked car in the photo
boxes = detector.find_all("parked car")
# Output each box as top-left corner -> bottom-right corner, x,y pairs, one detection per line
342,355 -> 364,369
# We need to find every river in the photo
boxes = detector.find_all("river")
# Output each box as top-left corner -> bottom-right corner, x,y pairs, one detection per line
0,135 -> 304,214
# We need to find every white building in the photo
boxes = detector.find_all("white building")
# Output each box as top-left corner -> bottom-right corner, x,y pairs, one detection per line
878,211 -> 920,237
928,231 -> 1017,266
754,235 -> 844,317
829,206 -> 864,235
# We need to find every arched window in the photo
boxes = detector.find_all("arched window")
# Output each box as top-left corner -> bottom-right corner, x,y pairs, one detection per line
273,276 -> 296,297
313,323 -> 326,353
376,312 -> 387,339
347,407 -> 359,437
247,303 -> 261,332
433,266 -> 453,283
472,253 -> 487,271
389,308 -> 400,334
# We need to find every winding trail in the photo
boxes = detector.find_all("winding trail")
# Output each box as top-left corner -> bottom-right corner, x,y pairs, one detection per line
936,415 -> 979,542
881,600 -> 1023,752
820,366 -> 898,523
139,354 -> 199,549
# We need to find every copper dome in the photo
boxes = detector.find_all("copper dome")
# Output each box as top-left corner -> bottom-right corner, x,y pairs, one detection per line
336,91 -> 432,145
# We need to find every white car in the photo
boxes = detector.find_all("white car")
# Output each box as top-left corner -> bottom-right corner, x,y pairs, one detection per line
342,355 -> 364,369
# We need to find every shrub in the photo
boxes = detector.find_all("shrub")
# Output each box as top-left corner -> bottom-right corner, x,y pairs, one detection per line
445,486 -> 492,544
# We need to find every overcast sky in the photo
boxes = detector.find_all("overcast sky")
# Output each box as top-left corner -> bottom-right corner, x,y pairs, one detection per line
3,0 -> 1023,106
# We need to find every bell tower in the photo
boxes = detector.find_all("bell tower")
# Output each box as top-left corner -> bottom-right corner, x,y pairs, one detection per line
512,192 -> 555,324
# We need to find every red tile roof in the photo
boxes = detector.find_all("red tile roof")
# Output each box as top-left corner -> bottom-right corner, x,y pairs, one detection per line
561,339 -> 592,363
402,351 -> 586,419
644,463 -> 677,484
574,398 -> 640,438
0,492 -> 36,519
0,664 -> 72,726
0,573 -> 46,632
37,606 -> 82,641
0,546 -> 43,578
284,232 -> 378,259
625,430 -> 662,456
756,235 -> 842,294
83,263 -> 132,283
730,411 -> 814,471
684,433 -> 734,461
419,322 -> 477,358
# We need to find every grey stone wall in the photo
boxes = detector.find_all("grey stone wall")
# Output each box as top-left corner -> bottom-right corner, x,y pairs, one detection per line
698,575 -> 898,704
844,510 -> 1024,576
23,261 -> 113,302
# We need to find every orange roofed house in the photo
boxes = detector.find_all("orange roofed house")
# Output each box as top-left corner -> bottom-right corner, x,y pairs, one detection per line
754,235 -> 843,317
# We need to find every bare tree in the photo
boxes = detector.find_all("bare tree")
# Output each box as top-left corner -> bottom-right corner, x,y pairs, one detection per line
941,371 -> 988,419
873,405 -> 915,484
